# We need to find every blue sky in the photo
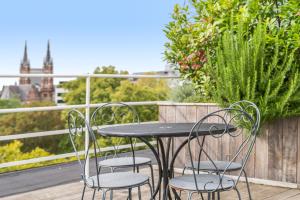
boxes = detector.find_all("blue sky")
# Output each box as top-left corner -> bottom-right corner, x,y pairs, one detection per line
0,0 -> 183,85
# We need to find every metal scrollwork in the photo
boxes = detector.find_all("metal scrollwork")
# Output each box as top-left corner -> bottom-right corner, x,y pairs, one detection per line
187,100 -> 261,194
91,102 -> 140,161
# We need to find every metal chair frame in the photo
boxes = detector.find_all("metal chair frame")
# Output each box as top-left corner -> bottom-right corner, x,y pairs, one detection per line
91,102 -> 155,197
67,109 -> 153,200
169,100 -> 260,200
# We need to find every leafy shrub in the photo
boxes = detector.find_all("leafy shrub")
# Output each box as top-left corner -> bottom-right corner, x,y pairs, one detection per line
164,0 -> 300,124
164,1 -> 300,94
169,82 -> 206,103
207,22 -> 299,125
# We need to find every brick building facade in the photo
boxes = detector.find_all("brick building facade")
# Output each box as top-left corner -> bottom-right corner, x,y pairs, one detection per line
1,41 -> 55,103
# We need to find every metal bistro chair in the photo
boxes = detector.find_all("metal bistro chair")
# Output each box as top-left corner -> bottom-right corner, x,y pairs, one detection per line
91,102 -> 155,197
169,100 -> 260,200
67,109 -> 153,200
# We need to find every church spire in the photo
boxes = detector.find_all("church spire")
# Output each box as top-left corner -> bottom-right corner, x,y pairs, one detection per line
21,41 -> 30,66
20,41 -> 31,85
44,40 -> 53,66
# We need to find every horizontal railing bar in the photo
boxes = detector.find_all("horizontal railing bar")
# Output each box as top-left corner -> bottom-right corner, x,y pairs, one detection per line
0,129 -> 69,141
0,73 -> 179,78
0,141 -> 156,168
0,121 -> 159,141
0,101 -> 165,114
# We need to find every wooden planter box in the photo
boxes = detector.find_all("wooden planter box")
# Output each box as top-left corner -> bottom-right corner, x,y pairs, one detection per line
159,102 -> 300,187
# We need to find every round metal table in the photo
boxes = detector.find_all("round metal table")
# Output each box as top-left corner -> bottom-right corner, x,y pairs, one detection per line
98,122 -> 234,200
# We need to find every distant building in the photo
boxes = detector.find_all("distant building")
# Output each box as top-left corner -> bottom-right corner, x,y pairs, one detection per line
54,81 -> 68,105
132,65 -> 178,77
0,41 -> 55,103
132,65 -> 179,88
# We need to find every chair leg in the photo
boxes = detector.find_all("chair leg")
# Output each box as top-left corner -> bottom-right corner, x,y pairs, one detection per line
235,188 -> 242,200
187,192 -> 194,200
217,191 -> 220,200
128,188 -> 133,200
243,169 -> 252,200
101,190 -> 107,200
110,190 -> 113,200
149,164 -> 155,193
138,186 -> 142,200
182,167 -> 186,175
137,166 -> 142,200
200,192 -> 204,200
81,184 -> 86,200
212,192 -> 216,200
147,182 -> 154,200
92,189 -> 96,200
171,188 -> 181,200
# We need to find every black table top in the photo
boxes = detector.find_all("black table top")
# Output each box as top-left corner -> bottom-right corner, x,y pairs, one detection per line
97,122 -> 235,138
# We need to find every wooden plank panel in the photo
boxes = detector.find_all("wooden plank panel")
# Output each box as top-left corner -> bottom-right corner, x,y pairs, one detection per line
207,105 -> 219,161
298,117 -> 300,185
229,127 -> 244,176
185,106 -> 197,163
159,104 -> 300,184
174,105 -> 187,168
195,105 -> 208,161
164,105 -> 176,165
243,118 -> 255,178
165,105 -> 176,123
282,117 -> 298,183
158,105 -> 166,122
255,124 -> 269,179
244,141 -> 255,178
268,119 -> 283,181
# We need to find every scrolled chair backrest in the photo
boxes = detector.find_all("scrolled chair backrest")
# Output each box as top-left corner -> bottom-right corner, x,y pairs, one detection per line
67,109 -> 101,188
91,102 -> 140,167
188,100 -> 260,193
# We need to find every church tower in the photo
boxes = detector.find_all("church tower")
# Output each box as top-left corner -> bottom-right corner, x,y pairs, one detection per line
19,41 -> 31,85
40,40 -> 54,101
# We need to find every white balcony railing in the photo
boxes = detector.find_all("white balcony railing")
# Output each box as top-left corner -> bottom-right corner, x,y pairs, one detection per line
0,73 -> 179,176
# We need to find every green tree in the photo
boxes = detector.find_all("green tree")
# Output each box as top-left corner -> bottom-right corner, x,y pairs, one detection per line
62,66 -> 128,104
111,79 -> 168,122
0,99 -> 21,109
0,101 -> 65,153
0,140 -> 70,173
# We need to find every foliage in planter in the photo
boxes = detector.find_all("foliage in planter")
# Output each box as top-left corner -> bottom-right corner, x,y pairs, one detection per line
169,81 -> 208,103
164,0 -> 300,99
207,22 -> 300,125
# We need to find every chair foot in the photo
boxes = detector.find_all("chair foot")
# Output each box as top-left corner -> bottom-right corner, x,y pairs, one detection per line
187,192 -> 193,200
235,188 -> 242,200
81,184 -> 86,200
101,189 -> 107,200
128,188 -> 132,200
110,190 -> 113,200
147,182 -> 154,200
138,186 -> 142,200
149,164 -> 155,193
92,189 -> 96,200
200,192 -> 204,200
243,169 -> 252,200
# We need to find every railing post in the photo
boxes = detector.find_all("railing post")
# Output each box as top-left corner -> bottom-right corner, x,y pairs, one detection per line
85,74 -> 91,177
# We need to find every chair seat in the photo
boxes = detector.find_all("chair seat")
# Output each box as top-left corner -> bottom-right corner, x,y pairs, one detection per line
86,172 -> 149,189
169,174 -> 235,192
99,157 -> 151,168
185,161 -> 242,172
